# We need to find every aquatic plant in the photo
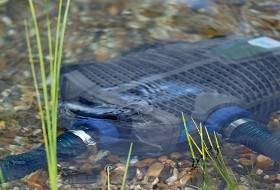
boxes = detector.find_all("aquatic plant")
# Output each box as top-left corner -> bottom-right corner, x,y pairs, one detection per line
182,113 -> 237,190
25,0 -> 71,189
121,143 -> 133,190
0,168 -> 7,190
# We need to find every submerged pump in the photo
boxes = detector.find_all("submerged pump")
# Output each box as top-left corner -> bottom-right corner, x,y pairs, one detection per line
2,36 -> 280,182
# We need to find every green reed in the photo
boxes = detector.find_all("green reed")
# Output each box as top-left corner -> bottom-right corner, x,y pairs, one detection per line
0,168 -> 6,190
121,143 -> 133,190
182,113 -> 237,190
25,0 -> 71,189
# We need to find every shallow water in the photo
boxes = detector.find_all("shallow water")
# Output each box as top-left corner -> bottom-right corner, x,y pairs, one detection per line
1,0 -> 280,189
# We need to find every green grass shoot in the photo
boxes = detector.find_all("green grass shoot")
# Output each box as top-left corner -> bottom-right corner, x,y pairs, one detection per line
121,143 -> 133,190
0,168 -> 7,190
25,0 -> 71,189
181,113 -> 237,189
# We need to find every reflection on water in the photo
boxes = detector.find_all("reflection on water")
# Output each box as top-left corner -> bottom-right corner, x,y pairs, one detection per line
1,0 -> 280,189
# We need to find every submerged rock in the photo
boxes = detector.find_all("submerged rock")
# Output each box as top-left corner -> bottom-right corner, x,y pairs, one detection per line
25,170 -> 47,190
256,155 -> 274,169
135,158 -> 156,168
146,162 -> 164,177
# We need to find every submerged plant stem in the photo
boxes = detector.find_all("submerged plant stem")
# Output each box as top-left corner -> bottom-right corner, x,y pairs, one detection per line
121,143 -> 133,190
26,0 -> 71,189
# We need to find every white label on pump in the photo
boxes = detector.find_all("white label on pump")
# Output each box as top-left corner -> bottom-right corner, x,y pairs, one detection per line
248,37 -> 280,49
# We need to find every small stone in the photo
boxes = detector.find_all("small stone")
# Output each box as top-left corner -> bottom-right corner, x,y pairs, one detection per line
0,0 -> 8,6
275,183 -> 280,190
106,5 -> 120,16
157,183 -> 169,189
111,171 -> 123,185
151,177 -> 159,186
256,169 -> 263,175
166,168 -> 179,185
165,159 -> 176,167
130,156 -> 138,165
115,163 -> 125,172
136,168 -> 145,180
256,154 -> 274,169
1,16 -> 12,26
170,152 -> 183,160
0,121 -> 5,130
178,174 -> 192,187
236,185 -> 250,190
158,155 -> 168,162
146,162 -> 164,177
95,49 -> 110,62
136,158 -> 156,168
239,158 -> 255,167
264,175 -> 270,180
25,170 -> 47,190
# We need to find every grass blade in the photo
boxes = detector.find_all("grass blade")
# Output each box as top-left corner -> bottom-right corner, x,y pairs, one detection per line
24,20 -> 52,182
121,143 -> 133,190
0,168 -> 6,190
26,1 -> 71,189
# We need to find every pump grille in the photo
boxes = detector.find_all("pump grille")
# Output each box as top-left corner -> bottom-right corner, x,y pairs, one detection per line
62,37 -> 280,121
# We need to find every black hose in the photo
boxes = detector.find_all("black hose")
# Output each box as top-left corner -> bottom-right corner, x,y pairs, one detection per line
0,131 -> 88,183
229,120 -> 280,162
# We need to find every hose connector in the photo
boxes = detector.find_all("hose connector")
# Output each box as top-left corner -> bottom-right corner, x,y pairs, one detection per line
224,118 -> 280,162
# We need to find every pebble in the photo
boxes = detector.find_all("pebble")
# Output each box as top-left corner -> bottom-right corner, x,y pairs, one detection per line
135,158 -> 156,168
1,16 -> 12,26
256,169 -> 263,175
166,168 -> 179,185
157,182 -> 169,189
151,177 -> 159,186
239,158 -> 255,167
136,168 -> 145,180
146,162 -> 164,177
236,185 -> 250,190
170,152 -> 183,160
24,170 -> 47,190
275,183 -> 280,190
256,154 -> 274,169
130,156 -> 138,165
0,121 -> 5,130
111,171 -> 123,185
0,0 -> 8,6
158,155 -> 168,162
95,49 -> 110,62
277,174 -> 280,180
178,173 -> 192,187
165,159 -> 176,167
264,175 -> 270,180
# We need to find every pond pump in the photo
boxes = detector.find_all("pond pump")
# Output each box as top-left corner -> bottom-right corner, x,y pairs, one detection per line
2,36 -> 280,182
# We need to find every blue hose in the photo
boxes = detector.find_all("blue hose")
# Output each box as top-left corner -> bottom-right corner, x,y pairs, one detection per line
0,132 -> 88,183
229,120 -> 280,162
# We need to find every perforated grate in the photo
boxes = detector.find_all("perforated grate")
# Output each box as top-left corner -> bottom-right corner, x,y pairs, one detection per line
61,37 -> 280,121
